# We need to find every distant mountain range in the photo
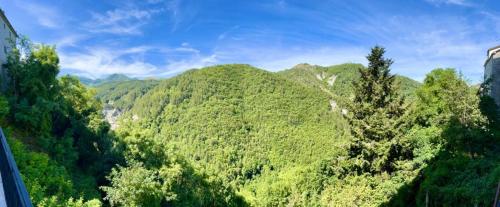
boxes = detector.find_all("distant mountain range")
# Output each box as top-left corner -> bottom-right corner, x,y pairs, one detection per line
78,73 -> 136,86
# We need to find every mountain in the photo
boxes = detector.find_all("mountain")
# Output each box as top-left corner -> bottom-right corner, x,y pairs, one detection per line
93,63 -> 425,205
78,73 -> 135,86
106,64 -> 349,205
95,79 -> 159,129
279,63 -> 421,107
95,79 -> 159,111
97,63 -> 421,117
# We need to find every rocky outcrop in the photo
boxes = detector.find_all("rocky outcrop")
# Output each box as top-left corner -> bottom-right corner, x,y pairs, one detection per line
330,100 -> 337,111
327,75 -> 337,86
103,103 -> 122,130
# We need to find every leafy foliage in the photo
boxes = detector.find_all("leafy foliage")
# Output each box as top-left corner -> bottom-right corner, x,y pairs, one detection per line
95,79 -> 159,112
101,64 -> 348,205
2,38 -> 122,206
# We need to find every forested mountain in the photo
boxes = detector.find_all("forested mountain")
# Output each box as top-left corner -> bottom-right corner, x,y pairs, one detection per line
106,64 -> 350,205
2,40 -> 499,206
279,63 -> 420,106
95,80 -> 159,112
78,74 -> 135,86
96,53 -> 500,206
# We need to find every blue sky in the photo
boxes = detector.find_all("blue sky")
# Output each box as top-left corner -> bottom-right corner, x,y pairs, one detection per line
1,0 -> 499,82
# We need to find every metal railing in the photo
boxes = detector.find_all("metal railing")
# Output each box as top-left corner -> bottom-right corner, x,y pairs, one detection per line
0,128 -> 33,207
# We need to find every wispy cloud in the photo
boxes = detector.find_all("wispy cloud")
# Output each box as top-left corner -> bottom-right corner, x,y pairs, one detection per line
147,0 -> 166,3
59,46 -> 157,78
380,16 -> 493,82
213,43 -> 367,72
21,2 -> 61,28
15,0 -> 495,83
59,43 -> 219,78
84,8 -> 161,35
425,0 -> 473,7
218,25 -> 240,40
54,35 -> 88,48
159,54 -> 218,76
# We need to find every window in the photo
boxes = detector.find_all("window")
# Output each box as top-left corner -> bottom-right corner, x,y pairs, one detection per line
4,46 -> 6,54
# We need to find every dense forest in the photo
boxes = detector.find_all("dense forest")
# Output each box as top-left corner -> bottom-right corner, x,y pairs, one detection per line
2,38 -> 500,206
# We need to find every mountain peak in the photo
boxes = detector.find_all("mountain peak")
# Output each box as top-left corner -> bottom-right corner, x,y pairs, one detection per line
78,73 -> 135,86
291,63 -> 315,70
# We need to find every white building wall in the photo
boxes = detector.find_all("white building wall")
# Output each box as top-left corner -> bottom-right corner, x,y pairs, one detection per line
485,51 -> 500,106
0,15 -> 16,90
0,17 -> 15,64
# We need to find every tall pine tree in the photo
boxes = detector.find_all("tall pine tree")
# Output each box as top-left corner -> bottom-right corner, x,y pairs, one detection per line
348,46 -> 406,174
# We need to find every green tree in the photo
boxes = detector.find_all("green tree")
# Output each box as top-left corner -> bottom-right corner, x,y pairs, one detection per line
347,46 -> 407,174
406,68 -> 500,206
3,38 -> 120,205
0,95 -> 10,119
4,38 -> 59,135
101,162 -> 174,207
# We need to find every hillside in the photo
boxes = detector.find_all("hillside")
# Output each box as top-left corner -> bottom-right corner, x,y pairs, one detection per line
109,64 -> 350,205
90,63 -> 426,205
96,63 -> 421,120
93,80 -> 159,129
95,80 -> 159,111
78,73 -> 136,86
83,63 -> 498,206
279,63 -> 420,107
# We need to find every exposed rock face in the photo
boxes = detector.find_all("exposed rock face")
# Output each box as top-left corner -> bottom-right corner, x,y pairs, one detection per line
132,114 -> 139,121
103,103 -> 122,130
327,75 -> 337,86
316,73 -> 325,81
330,100 -> 337,111
341,109 -> 348,116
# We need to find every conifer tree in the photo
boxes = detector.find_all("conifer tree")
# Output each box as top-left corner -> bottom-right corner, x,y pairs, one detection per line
347,46 -> 406,174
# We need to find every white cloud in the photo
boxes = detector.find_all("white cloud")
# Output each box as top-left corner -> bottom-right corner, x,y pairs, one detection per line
52,0 -> 495,83
21,2 -> 61,28
59,46 -> 157,78
159,54 -> 218,76
425,0 -> 472,6
157,44 -> 201,54
147,0 -> 166,4
213,44 -> 367,72
163,0 -> 200,32
84,8 -> 160,35
217,25 -> 240,40
376,16 -> 493,82
53,35 -> 88,48
59,44 -> 219,78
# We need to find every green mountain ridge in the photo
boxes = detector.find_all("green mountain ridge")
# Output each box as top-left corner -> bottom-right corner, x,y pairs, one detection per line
111,64 -> 350,205
78,73 -> 136,86
96,63 -> 421,114
279,63 -> 420,106
93,63 -> 423,205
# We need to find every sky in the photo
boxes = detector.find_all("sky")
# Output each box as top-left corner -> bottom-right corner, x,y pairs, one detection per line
1,0 -> 499,82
